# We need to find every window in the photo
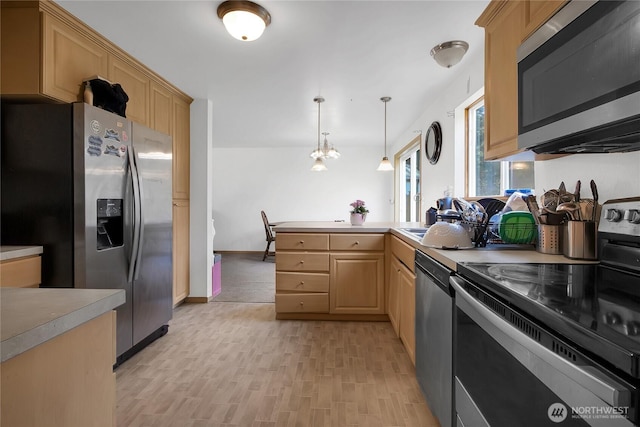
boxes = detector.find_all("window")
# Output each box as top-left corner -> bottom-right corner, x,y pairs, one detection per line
466,97 -> 534,197
396,136 -> 421,222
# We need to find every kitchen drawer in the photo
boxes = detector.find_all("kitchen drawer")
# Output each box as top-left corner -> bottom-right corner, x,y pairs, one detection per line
275,293 -> 329,313
330,234 -> 385,251
0,256 -> 41,288
391,236 -> 416,273
276,252 -> 330,272
276,272 -> 329,292
276,233 -> 329,251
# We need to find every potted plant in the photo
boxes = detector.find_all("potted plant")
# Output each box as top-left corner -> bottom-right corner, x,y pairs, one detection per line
349,200 -> 369,225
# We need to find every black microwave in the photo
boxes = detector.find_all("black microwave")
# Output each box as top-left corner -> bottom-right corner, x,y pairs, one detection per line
517,0 -> 640,154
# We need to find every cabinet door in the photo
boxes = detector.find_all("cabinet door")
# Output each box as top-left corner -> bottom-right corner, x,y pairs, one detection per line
399,265 -> 416,365
330,253 -> 384,314
150,81 -> 172,135
42,13 -> 108,103
172,96 -> 191,200
482,1 -> 523,160
108,56 -> 150,126
388,257 -> 402,336
173,200 -> 190,305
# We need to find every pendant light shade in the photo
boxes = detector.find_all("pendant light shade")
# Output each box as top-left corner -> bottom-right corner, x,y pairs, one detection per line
311,157 -> 328,171
377,97 -> 394,171
217,1 -> 271,42
311,97 -> 328,171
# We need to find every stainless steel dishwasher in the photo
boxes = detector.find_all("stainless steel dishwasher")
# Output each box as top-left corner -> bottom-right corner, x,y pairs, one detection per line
415,249 -> 454,427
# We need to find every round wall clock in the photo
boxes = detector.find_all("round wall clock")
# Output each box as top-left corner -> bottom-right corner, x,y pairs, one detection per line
425,121 -> 442,165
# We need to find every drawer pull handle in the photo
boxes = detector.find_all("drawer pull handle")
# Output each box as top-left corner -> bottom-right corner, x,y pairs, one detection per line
299,240 -> 305,244
298,281 -> 304,287
299,260 -> 304,264
397,269 -> 401,273
299,301 -> 304,306
354,241 -> 359,245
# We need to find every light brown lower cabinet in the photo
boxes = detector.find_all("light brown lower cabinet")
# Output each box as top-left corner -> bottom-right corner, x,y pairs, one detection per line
1,311 -> 116,427
389,235 -> 417,364
0,255 -> 41,288
398,262 -> 416,365
173,200 -> 190,305
275,232 -> 386,318
330,253 -> 385,314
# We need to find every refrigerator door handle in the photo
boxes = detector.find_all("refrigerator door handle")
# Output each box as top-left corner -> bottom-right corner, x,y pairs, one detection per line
132,146 -> 145,281
127,148 -> 142,283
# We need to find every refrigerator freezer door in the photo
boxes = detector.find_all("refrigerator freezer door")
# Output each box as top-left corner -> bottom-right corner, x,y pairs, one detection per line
131,123 -> 173,345
74,103 -> 133,357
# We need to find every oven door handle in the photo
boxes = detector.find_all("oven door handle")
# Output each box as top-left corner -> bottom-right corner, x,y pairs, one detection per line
450,275 -> 631,409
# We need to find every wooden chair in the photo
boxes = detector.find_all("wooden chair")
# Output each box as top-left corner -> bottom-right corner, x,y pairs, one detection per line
261,210 -> 276,261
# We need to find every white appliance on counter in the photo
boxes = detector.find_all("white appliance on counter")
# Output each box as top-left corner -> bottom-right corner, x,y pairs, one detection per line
1,102 -> 173,365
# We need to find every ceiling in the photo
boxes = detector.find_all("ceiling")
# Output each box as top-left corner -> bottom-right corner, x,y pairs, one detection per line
57,0 -> 489,150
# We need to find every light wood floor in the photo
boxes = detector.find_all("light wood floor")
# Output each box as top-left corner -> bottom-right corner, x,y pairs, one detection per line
116,302 -> 438,427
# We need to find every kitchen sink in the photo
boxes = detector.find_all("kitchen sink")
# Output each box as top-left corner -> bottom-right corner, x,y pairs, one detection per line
399,227 -> 428,238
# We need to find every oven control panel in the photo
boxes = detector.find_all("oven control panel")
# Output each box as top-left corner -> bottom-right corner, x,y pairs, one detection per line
598,197 -> 640,236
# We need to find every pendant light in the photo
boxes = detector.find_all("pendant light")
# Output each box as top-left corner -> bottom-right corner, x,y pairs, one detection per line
311,97 -> 327,171
217,1 -> 271,42
377,97 -> 394,171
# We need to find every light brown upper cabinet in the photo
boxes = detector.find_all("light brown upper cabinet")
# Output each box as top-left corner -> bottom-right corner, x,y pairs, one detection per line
476,0 -> 567,160
1,0 -> 193,305
172,96 -> 191,200
151,81 -> 173,136
1,5 -> 108,102
108,56 -> 150,126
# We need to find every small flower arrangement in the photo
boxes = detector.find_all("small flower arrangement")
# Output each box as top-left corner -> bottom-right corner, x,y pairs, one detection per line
349,200 -> 369,215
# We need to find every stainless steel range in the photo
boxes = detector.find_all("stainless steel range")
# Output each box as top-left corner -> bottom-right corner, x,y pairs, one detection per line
452,197 -> 640,426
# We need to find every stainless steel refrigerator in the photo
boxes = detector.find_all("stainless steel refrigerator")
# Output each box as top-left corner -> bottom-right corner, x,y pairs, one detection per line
1,102 -> 173,363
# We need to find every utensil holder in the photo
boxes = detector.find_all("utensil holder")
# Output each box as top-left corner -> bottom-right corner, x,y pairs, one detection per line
537,224 -> 563,254
563,221 -> 597,260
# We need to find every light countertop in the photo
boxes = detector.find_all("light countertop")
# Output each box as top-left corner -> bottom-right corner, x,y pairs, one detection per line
0,246 -> 44,261
273,221 -> 596,271
1,288 -> 125,362
274,221 -> 422,233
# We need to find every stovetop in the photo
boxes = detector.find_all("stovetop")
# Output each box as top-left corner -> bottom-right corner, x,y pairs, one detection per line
457,262 -> 640,379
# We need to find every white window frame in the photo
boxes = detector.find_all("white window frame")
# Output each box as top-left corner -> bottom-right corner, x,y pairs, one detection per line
394,134 -> 421,222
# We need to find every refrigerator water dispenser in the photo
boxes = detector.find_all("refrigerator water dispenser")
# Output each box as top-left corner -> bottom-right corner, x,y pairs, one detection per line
97,199 -> 123,250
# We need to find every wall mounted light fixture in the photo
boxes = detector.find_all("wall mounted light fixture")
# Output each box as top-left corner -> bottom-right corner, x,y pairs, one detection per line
377,97 -> 394,171
217,1 -> 271,41
430,40 -> 469,68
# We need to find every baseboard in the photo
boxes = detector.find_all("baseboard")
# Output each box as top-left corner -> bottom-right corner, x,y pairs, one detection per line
214,250 -> 263,254
184,296 -> 213,303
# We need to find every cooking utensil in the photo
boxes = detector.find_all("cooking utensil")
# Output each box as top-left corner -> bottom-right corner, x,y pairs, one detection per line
541,189 -> 560,211
573,180 -> 581,202
559,181 -> 566,193
557,202 -> 582,221
590,179 -> 599,221
421,222 -> 474,249
525,194 -> 541,225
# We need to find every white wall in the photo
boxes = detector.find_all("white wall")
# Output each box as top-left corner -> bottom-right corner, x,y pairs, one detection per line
534,153 -> 640,202
388,46 -> 640,211
189,99 -> 214,298
212,146 -> 394,251
389,49 -> 485,212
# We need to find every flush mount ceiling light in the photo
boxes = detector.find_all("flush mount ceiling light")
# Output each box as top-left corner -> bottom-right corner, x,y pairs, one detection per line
311,97 -> 328,172
430,40 -> 469,68
377,96 -> 394,172
217,0 -> 271,41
